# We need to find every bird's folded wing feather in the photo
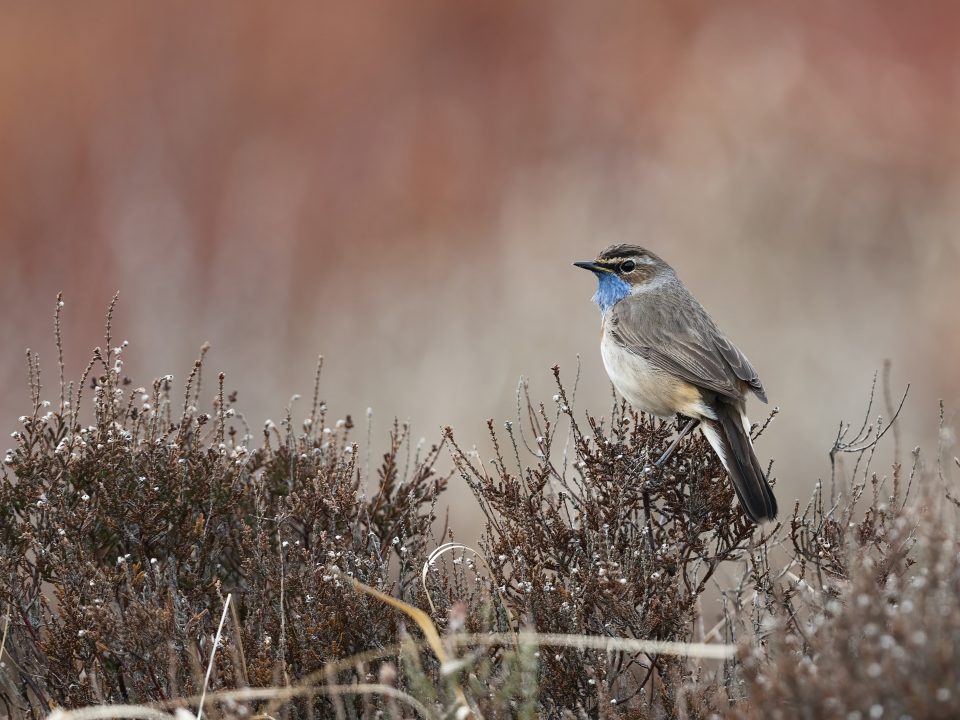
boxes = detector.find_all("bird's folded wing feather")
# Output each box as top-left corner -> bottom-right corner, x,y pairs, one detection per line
609,296 -> 767,403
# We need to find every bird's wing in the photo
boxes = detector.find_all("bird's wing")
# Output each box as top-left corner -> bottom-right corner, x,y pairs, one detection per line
608,293 -> 767,403
713,333 -> 767,403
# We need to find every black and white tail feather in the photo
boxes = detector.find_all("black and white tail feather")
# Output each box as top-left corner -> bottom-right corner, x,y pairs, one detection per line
700,402 -> 777,523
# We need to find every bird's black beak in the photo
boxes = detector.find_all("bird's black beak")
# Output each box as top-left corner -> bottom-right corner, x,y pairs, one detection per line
573,261 -> 608,273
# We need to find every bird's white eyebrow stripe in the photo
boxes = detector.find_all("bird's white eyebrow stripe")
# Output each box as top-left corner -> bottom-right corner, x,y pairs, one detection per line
601,254 -> 655,266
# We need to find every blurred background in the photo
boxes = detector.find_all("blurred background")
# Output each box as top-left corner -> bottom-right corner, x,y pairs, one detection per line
3,2 -> 958,533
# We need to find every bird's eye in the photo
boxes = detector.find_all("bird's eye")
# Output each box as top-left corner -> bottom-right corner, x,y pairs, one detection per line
620,260 -> 636,273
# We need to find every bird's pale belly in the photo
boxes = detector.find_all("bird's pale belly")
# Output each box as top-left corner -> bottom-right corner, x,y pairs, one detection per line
600,336 -> 709,419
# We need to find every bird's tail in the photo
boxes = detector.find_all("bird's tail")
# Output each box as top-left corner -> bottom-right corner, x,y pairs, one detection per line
700,402 -> 777,523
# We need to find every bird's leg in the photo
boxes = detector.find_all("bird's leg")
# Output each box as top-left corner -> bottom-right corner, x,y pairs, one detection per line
654,417 -> 700,467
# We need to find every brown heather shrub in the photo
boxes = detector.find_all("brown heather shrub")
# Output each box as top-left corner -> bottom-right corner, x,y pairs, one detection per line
729,418 -> 960,720
442,367 -> 760,716
1,297 -> 958,720
0,298 -> 448,717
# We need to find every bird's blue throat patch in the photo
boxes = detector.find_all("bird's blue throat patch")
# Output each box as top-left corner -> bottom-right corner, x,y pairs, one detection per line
591,271 -> 631,312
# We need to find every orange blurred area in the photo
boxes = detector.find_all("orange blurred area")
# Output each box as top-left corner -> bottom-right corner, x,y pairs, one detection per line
3,2 -> 959,535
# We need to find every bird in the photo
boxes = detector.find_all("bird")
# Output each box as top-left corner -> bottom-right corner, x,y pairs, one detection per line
574,244 -> 777,523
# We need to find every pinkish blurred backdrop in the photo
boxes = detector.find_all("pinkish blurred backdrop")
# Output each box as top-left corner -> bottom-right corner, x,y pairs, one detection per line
3,2 -> 959,531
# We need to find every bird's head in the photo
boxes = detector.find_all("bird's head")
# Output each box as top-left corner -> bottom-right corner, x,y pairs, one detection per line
574,245 -> 672,312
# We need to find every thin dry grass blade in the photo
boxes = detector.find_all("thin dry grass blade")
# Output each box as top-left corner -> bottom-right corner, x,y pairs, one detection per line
47,707 -> 175,720
0,608 -> 9,663
197,593 -> 231,719
453,631 -> 736,660
342,574 -> 473,717
48,685 -> 433,720
345,575 -> 447,663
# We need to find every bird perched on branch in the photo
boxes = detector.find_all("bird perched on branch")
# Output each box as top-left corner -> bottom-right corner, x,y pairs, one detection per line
575,245 -> 777,523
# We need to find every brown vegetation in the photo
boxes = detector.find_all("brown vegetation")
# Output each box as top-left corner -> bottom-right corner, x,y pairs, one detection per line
1,299 -> 956,719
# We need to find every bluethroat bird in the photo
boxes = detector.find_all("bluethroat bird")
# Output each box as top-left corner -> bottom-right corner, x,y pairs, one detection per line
575,245 -> 777,523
